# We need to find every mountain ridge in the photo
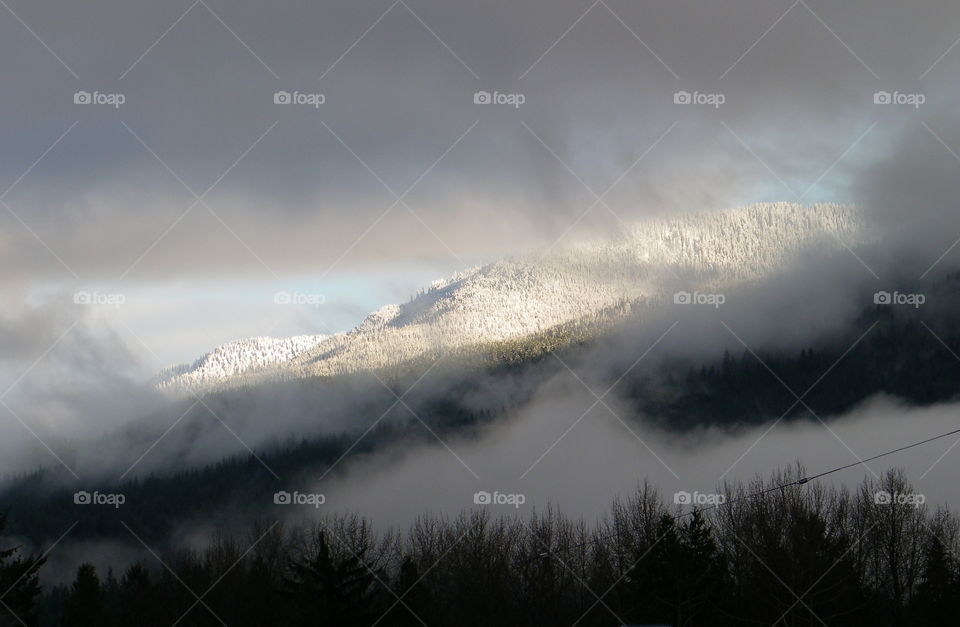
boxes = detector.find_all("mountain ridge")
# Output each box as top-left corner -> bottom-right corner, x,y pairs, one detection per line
157,202 -> 869,393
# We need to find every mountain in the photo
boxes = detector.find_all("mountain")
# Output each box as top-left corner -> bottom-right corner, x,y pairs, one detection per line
156,334 -> 329,391
157,202 -> 869,392
13,203 -> 960,550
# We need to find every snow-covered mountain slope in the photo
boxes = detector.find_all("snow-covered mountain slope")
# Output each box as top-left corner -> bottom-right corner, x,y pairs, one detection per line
157,203 -> 871,392
156,335 -> 330,391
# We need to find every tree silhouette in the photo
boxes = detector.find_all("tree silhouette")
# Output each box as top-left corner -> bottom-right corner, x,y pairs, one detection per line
60,563 -> 108,627
381,556 -> 430,627
281,530 -> 383,626
116,562 -> 168,627
0,514 -> 43,627
627,511 -> 729,626
911,535 -> 959,625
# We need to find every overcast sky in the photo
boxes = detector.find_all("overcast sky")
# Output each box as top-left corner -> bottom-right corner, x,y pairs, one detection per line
3,0 -> 960,365
6,4 -> 960,568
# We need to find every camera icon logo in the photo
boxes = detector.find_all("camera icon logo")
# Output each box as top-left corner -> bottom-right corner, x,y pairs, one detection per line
673,291 -> 692,305
673,90 -> 692,105
274,91 -> 292,105
473,90 -> 491,105
74,91 -> 92,105
673,490 -> 692,505
74,491 -> 92,505
873,91 -> 892,105
273,291 -> 292,305
874,490 -> 892,505
274,490 -> 292,505
73,291 -> 91,305
473,490 -> 492,505
874,290 -> 891,305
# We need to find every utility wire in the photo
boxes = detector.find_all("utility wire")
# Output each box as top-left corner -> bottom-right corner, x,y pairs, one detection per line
803,425 -> 960,482
540,424 -> 960,557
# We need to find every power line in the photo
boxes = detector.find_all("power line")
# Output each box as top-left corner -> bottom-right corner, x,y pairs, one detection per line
803,425 -> 960,482
540,424 -> 960,557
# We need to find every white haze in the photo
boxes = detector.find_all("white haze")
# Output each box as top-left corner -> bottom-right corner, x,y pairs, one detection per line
23,390 -> 960,586
0,226 -> 940,481
309,392 -> 960,529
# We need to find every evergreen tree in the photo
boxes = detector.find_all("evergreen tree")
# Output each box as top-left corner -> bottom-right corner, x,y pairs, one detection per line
281,531 -> 382,626
116,562 -> 167,627
0,514 -> 43,627
383,556 -> 430,627
60,563 -> 108,627
911,535 -> 959,625
627,513 -> 681,625
627,511 -> 730,626
680,510 -> 728,624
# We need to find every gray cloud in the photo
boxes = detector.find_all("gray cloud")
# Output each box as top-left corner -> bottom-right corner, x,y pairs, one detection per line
1,0 -> 959,284
3,1 -> 960,514
309,386 -> 960,531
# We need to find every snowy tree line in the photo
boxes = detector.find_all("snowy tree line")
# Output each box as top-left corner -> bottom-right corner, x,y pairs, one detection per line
160,203 -> 870,394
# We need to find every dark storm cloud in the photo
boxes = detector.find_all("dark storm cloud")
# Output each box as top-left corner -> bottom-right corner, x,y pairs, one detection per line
1,0 -> 959,281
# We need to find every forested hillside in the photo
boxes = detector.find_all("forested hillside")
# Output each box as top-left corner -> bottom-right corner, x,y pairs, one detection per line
4,273 -> 960,549
158,203 -> 869,392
